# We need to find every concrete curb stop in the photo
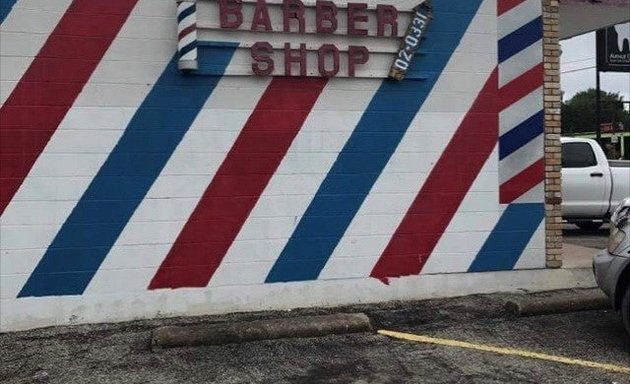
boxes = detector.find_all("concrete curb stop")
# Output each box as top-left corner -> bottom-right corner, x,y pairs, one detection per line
152,313 -> 373,349
505,289 -> 611,317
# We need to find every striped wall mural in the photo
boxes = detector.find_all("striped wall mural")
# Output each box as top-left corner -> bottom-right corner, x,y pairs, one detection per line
0,0 -> 546,330
0,0 -> 18,24
469,0 -> 545,272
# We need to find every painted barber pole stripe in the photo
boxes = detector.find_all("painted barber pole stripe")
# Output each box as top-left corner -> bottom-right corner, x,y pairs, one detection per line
498,17 -> 542,63
0,0 -> 18,24
370,69 -> 498,283
497,0 -> 542,39
477,0 -> 544,272
497,0 -> 529,16
499,40 -> 543,87
499,87 -> 543,136
500,134 -> 544,184
265,0 -> 485,284
511,183 -> 545,205
499,159 -> 544,203
499,110 -> 543,160
149,77 -> 327,290
18,45 -> 237,298
497,1 -> 543,205
468,203 -> 544,272
177,0 -> 198,71
498,63 -> 544,111
0,0 -> 139,216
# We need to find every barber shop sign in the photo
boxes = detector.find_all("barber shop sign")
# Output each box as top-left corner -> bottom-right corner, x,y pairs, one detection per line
176,0 -> 433,80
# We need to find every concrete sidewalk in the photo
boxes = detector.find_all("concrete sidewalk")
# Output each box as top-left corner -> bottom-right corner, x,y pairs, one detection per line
562,243 -> 599,269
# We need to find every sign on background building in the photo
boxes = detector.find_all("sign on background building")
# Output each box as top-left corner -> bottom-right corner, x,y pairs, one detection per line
597,22 -> 630,72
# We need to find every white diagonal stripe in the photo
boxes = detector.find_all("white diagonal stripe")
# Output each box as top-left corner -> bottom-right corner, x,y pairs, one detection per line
499,87 -> 543,136
499,40 -> 542,87
498,0 -> 541,39
499,133 -> 543,184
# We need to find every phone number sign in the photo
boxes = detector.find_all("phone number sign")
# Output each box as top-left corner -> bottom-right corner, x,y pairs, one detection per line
389,1 -> 433,81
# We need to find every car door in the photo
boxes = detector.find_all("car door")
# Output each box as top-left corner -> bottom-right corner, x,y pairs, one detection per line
562,141 -> 609,219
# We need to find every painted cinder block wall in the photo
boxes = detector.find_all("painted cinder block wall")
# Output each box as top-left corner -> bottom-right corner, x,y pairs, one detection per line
0,0 -> 552,331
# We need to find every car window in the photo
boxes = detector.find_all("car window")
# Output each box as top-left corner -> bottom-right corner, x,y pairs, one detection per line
562,142 -> 598,168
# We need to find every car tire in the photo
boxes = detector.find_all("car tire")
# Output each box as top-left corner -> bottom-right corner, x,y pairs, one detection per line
623,286 -> 630,337
575,221 -> 603,230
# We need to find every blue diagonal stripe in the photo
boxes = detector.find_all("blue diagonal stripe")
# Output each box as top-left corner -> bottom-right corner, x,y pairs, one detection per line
180,41 -> 198,57
265,0 -> 485,283
18,44 -> 237,298
177,3 -> 195,23
468,203 -> 544,272
498,17 -> 542,63
0,0 -> 19,24
499,110 -> 544,160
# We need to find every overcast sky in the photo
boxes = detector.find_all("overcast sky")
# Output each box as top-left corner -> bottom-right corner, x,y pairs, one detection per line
561,27 -> 630,103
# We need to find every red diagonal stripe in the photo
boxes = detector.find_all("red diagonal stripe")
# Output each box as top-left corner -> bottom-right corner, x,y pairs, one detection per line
149,77 -> 328,290
0,0 -> 138,215
178,23 -> 196,40
370,69 -> 499,284
499,158 -> 544,204
498,63 -> 543,111
498,0 -> 528,16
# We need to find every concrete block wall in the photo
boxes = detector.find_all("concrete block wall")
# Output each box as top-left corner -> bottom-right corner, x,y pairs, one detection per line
1,0 -> 549,331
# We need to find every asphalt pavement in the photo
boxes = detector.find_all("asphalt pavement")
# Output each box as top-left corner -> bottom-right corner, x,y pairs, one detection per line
2,292 -> 629,384
1,225 -> 621,384
563,223 -> 609,250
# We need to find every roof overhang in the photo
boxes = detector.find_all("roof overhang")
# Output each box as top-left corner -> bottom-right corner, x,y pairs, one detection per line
560,0 -> 630,39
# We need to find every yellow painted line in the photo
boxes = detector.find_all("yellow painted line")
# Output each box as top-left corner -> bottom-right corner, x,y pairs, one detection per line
378,330 -> 630,374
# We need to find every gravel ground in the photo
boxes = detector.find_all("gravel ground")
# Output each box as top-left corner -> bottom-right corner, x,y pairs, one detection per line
1,291 -> 629,384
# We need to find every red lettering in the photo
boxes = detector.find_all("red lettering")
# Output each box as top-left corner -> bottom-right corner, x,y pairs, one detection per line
318,44 -> 340,77
284,43 -> 307,76
316,1 -> 338,34
348,46 -> 369,77
219,0 -> 243,29
377,5 -> 398,37
251,0 -> 272,31
251,42 -> 274,76
347,3 -> 368,36
283,0 -> 305,33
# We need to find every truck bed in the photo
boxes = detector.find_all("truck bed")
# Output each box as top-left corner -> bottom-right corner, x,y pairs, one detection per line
609,160 -> 630,168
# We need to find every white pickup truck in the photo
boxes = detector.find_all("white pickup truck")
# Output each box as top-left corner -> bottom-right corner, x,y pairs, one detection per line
562,137 -> 630,229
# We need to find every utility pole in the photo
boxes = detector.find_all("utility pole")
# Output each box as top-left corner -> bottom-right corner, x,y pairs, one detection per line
595,68 -> 602,144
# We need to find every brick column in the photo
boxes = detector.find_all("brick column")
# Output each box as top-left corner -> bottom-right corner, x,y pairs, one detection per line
542,0 -> 563,268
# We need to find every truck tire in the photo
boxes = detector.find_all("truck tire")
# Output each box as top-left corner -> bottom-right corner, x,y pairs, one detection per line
575,222 -> 602,230
623,286 -> 630,337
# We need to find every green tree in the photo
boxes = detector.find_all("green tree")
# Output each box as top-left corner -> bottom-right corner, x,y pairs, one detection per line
562,89 -> 630,135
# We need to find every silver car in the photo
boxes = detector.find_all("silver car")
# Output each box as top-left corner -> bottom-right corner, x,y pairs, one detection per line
593,197 -> 630,336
